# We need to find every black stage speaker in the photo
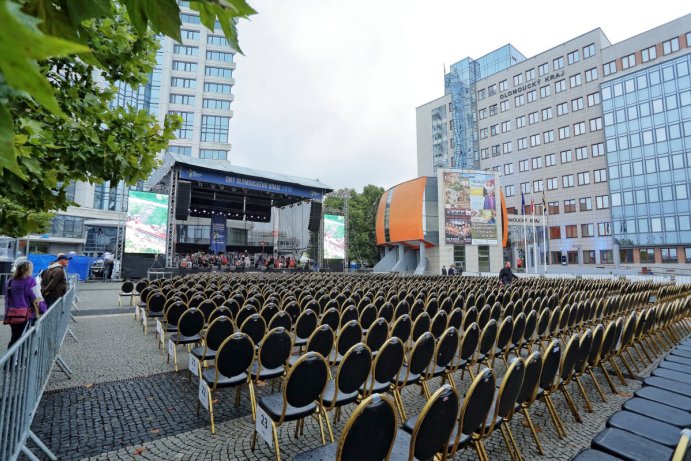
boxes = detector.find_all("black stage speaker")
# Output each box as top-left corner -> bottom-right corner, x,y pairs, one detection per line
308,202 -> 322,232
176,181 -> 191,220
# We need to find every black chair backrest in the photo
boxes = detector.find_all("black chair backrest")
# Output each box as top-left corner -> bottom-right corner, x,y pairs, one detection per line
285,352 -> 328,409
540,340 -> 562,391
588,323 -> 605,366
430,311 -> 448,339
408,332 -> 435,376
601,321 -> 617,358
574,329 -> 593,375
410,385 -> 459,461
284,301 -> 301,323
338,394 -> 397,461
210,306 -> 233,323
321,307 -> 340,331
121,281 -> 134,294
188,294 -> 205,309
340,306 -> 359,328
394,300 -> 410,319
511,313 -> 526,346
459,368 -> 495,438
307,325 -> 335,358
524,310 -> 537,342
295,309 -> 319,340
260,303 -> 279,325
269,310 -> 293,331
373,338 -> 405,385
496,316 -> 514,351
537,308 -> 550,337
215,332 -> 254,381
516,351 -> 542,406
178,308 -> 205,337
478,319 -> 498,355
165,301 -> 186,327
240,313 -> 266,346
391,314 -> 412,343
435,327 -> 459,369
338,321 -> 363,356
206,316 -> 235,351
337,343 -> 372,395
148,292 -> 165,313
198,300 -> 217,322
236,305 -> 258,328
478,305 -> 491,329
365,318 -> 389,353
135,280 -> 148,294
359,304 -> 377,330
463,306 -> 478,330
494,357 -> 526,423
560,334 -> 580,381
459,322 -> 480,362
259,327 -> 292,370
378,302 -> 394,323
447,308 -> 463,331
412,312 -> 431,341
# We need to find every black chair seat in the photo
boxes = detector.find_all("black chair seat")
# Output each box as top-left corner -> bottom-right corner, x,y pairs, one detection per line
258,393 -> 317,422
321,379 -> 359,407
190,346 -> 216,361
658,360 -> 691,374
430,364 -> 447,378
148,311 -> 164,318
165,325 -> 178,333
394,366 -> 421,386
634,386 -> 691,411
665,354 -> 691,367
651,367 -> 691,384
446,426 -> 472,450
169,333 -> 201,344
591,427 -> 673,461
401,414 -> 418,434
360,378 -> 390,395
606,411 -> 681,448
643,376 -> 691,398
294,337 -> 308,347
250,363 -> 285,381
201,368 -> 247,388
571,448 -> 625,460
623,398 -> 691,428
670,347 -> 691,359
292,442 -> 337,461
288,354 -> 301,367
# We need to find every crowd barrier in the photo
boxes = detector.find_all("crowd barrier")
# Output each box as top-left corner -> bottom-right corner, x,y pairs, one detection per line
0,275 -> 77,461
466,271 -> 691,285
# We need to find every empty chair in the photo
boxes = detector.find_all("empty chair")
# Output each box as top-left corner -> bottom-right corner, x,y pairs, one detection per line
290,324 -> 335,367
330,320 -> 362,366
572,329 -> 594,413
392,384 -> 459,461
240,313 -> 267,348
167,307 -> 205,372
430,311 -> 448,339
421,327 -> 459,396
556,334 -> 583,425
455,321 -> 480,381
268,310 -> 293,331
365,318 -> 389,356
198,299 -> 218,324
339,306 -> 359,329
251,327 -> 293,408
294,309 -> 319,350
447,307 -> 463,331
360,337 -> 405,398
190,315 -> 234,366
411,312 -> 431,344
378,302 -> 394,323
293,394 -> 397,461
390,314 -> 412,345
236,305 -> 258,330
251,352 -> 330,461
320,307 -> 340,332
536,339 -> 566,439
475,319 -> 498,373
359,304 -> 378,332
512,351 -> 545,457
493,316 -> 514,368
159,300 -> 186,349
392,332 -> 435,420
118,281 -> 135,306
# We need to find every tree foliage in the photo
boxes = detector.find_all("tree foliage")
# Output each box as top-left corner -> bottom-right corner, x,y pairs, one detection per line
0,0 -> 256,237
325,185 -> 385,266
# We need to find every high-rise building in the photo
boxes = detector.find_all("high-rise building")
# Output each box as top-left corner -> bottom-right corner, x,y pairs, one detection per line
418,14 -> 691,269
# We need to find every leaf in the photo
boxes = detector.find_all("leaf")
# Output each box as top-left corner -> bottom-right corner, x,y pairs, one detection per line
122,0 -> 182,43
0,0 -> 89,116
64,0 -> 112,26
0,104 -> 24,178
132,447 -> 146,456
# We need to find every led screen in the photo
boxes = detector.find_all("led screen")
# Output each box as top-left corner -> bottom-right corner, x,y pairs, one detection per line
125,190 -> 169,254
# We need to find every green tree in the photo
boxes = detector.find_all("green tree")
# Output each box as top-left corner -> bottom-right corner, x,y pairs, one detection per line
0,0 -> 256,237
325,185 -> 385,266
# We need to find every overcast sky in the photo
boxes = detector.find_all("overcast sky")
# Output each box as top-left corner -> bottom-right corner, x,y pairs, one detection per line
230,1 -> 690,192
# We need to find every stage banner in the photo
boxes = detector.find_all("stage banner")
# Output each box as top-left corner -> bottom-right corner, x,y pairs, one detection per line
323,214 -> 345,259
443,172 -> 497,245
210,214 -> 227,254
125,191 -> 169,254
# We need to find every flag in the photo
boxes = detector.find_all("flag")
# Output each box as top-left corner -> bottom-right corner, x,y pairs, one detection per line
530,194 -> 535,216
521,190 -> 525,215
542,191 -> 547,214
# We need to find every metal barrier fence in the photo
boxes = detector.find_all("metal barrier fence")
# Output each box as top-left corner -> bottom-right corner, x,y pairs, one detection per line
470,271 -> 689,285
0,275 -> 78,461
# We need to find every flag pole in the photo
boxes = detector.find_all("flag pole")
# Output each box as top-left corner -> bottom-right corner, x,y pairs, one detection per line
532,193 -> 537,274
522,191 -> 527,273
543,193 -> 548,274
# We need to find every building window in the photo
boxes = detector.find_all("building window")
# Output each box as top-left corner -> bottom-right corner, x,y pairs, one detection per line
478,246 -> 490,273
549,226 -> 561,239
50,215 -> 85,239
478,89 -> 486,100
499,80 -> 508,91
173,44 -> 199,56
527,90 -> 537,103
200,115 -> 229,143
490,124 -> 498,136
489,104 -> 498,116
503,163 -> 513,175
565,225 -> 578,238
621,53 -> 636,70
575,146 -> 588,161
548,201 -> 559,214
585,67 -> 598,82
481,148 -> 489,159
169,94 -> 195,105
545,153 -> 556,167
571,97 -> 584,111
181,29 -> 200,40
533,180 -> 544,192
480,128 -> 488,139
558,126 -> 570,139
546,177 -> 558,190
579,197 -> 592,211
581,223 -> 594,237
603,60 -> 617,76
203,99 -> 231,110
583,43 -> 596,59
583,250 -> 596,264
171,77 -> 196,88
172,60 -> 198,72
531,156 -> 542,169
207,35 -> 229,46
589,117 -> 603,131
520,182 -> 531,194
505,185 -> 515,197
168,145 -> 192,156
560,149 -> 572,163
513,74 -> 523,86
488,84 -> 497,96
553,56 -> 564,70
563,200 -> 576,213
595,195 -> 609,209
587,92 -> 600,107
179,13 -> 200,24
519,160 -> 529,172
592,142 -> 604,157
454,245 -> 466,268
517,138 -> 527,150
203,82 -> 232,94
479,108 -> 487,119
199,149 -> 227,160
594,168 -> 607,183
500,100 -> 510,112
540,85 -> 551,98
685,248 -> 691,263
501,120 -> 511,133
530,134 -> 541,147
570,73 -> 582,88
491,145 -> 500,156
502,141 -> 512,154
641,45 -> 657,63
169,111 -> 194,139
562,175 -> 574,188
515,94 -> 525,107
600,250 -> 613,264
663,37 -> 680,55
556,102 -> 568,116
577,171 -> 590,186
205,66 -> 233,78
528,112 -> 539,125
538,62 -> 549,76
597,222 -> 612,236
574,121 -> 586,136
543,130 -> 554,143
567,50 -> 579,65
639,248 -> 655,263
516,115 -> 525,128
555,79 -> 566,93
206,51 -> 233,62
542,108 -> 553,121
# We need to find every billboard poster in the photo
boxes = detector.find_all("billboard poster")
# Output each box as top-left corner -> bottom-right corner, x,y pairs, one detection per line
443,172 -> 497,245
210,214 -> 227,254
125,190 -> 169,254
323,214 -> 345,259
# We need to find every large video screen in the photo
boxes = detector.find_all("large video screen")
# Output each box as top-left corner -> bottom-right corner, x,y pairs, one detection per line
125,190 -> 169,254
443,171 -> 497,245
323,214 -> 345,259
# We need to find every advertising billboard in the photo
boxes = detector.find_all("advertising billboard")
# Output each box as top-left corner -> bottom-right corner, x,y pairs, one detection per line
125,190 -> 169,254
443,172 -> 497,245
323,214 -> 345,259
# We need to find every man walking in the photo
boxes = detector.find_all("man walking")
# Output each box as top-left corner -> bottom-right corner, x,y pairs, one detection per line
41,253 -> 70,308
499,261 -> 518,286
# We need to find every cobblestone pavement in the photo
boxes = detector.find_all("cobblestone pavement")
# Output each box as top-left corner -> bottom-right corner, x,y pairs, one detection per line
18,284 -> 663,461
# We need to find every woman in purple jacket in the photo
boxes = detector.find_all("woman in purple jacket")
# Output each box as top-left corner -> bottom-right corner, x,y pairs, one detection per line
4,259 -> 40,348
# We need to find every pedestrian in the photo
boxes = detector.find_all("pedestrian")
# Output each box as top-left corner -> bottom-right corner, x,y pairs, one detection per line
41,253 -> 70,308
4,258 -> 42,348
103,252 -> 114,281
458,263 -> 464,276
448,265 -> 456,276
499,261 -> 518,286
441,265 -> 447,276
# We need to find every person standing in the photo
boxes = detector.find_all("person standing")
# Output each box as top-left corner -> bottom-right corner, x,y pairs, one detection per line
448,265 -> 456,276
499,261 -> 518,286
4,258 -> 41,348
41,253 -> 70,308
441,265 -> 447,276
103,252 -> 114,281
